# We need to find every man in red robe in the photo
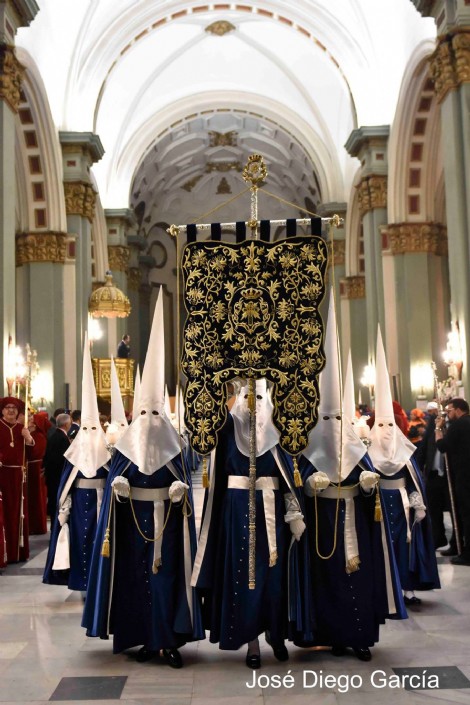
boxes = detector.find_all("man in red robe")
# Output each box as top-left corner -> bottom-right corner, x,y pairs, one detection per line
0,397 -> 35,563
27,413 -> 51,534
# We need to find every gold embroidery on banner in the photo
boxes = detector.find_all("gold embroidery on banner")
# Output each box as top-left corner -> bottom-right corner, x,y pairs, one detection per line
182,236 -> 328,456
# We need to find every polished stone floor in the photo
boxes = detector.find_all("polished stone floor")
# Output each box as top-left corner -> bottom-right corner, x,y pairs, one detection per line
1,496 -> 470,705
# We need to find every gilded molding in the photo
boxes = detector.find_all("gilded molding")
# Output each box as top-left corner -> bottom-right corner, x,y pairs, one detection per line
16,232 -> 67,265
64,181 -> 97,221
385,223 -> 448,255
108,245 -> 130,272
357,175 -> 387,215
430,29 -> 470,104
205,20 -> 236,36
0,44 -> 24,112
209,130 -> 238,147
127,267 -> 141,291
327,239 -> 345,266
340,276 -> 366,300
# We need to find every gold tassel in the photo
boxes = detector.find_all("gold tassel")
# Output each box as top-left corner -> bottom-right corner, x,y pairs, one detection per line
345,555 -> 361,574
101,528 -> 110,558
269,551 -> 278,568
152,558 -> 162,574
374,490 -> 382,522
202,456 -> 209,489
293,457 -> 303,487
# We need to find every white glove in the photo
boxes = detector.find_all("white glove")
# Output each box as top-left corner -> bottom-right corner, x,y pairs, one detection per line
169,481 -> 189,503
305,471 -> 330,496
112,476 -> 130,500
409,491 -> 426,523
57,495 -> 72,526
284,493 -> 306,541
359,470 -> 379,492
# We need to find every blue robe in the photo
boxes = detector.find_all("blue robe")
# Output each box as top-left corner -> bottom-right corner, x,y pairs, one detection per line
43,461 -> 109,590
378,457 -> 441,591
192,415 -> 313,649
300,454 -> 407,650
82,450 -> 204,653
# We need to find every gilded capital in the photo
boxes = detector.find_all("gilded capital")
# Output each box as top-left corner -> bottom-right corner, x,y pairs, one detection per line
0,44 -> 24,112
357,175 -> 387,215
127,267 -> 142,292
64,181 -> 97,222
385,222 -> 447,255
16,232 -> 67,265
327,239 -> 345,267
340,276 -> 366,300
430,29 -> 470,104
108,245 -> 130,272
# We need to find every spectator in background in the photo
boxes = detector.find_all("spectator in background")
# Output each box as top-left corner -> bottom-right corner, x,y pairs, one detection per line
27,413 -> 51,534
117,334 -> 131,359
44,413 -> 71,519
48,408 -> 66,440
435,398 -> 470,566
68,410 -> 81,440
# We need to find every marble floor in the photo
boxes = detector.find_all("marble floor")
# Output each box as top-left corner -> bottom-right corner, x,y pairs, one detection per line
1,496 -> 470,705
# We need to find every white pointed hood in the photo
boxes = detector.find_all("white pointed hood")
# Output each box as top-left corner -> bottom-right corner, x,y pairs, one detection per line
132,365 -> 141,421
64,333 -> 111,476
302,293 -> 366,480
368,327 -> 416,475
231,378 -> 279,457
115,287 -> 181,474
106,357 -> 128,445
343,351 -> 356,423
164,384 -> 172,420
172,385 -> 187,433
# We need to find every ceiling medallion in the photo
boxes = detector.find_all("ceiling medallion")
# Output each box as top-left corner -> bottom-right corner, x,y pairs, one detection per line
209,130 -> 238,147
206,160 -> 242,173
205,20 -> 236,36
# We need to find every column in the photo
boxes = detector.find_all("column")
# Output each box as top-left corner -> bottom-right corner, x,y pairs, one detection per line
318,202 -> 347,337
105,208 -> 135,355
345,127 -> 389,364
0,0 -> 38,392
60,132 -> 104,394
16,232 -> 70,409
426,7 -> 470,396
382,223 -> 450,408
339,276 -> 369,405
127,233 -> 146,368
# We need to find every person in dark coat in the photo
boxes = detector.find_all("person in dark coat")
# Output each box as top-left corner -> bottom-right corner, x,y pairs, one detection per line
117,334 -> 131,359
43,413 -> 71,518
435,397 -> 470,566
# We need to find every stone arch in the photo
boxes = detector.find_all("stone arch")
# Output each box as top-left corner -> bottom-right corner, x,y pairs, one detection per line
15,48 -> 67,235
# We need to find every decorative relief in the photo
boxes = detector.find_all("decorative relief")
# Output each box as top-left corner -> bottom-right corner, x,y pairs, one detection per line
385,223 -> 447,256
0,44 -> 24,112
340,276 -> 366,300
327,239 -> 345,266
357,175 -> 387,215
217,177 -> 232,194
108,245 -> 130,272
430,29 -> 470,103
209,130 -> 238,147
16,232 -> 67,265
127,267 -> 142,291
205,20 -> 236,36
206,160 -> 242,173
64,181 -> 97,222
182,174 -> 203,192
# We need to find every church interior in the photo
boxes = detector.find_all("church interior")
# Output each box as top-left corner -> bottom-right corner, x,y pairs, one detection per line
2,0 -> 470,703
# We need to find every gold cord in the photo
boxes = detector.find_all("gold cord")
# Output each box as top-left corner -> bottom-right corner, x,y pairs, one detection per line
128,491 -> 173,543
190,186 -> 251,224
260,188 -> 323,218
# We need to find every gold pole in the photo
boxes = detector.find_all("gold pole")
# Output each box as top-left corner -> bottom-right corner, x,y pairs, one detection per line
247,376 -> 257,590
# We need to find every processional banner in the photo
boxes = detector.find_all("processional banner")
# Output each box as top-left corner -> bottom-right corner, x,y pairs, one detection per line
181,235 -> 328,457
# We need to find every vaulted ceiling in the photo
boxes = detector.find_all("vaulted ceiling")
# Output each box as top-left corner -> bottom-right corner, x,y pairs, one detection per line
17,1 -> 435,219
